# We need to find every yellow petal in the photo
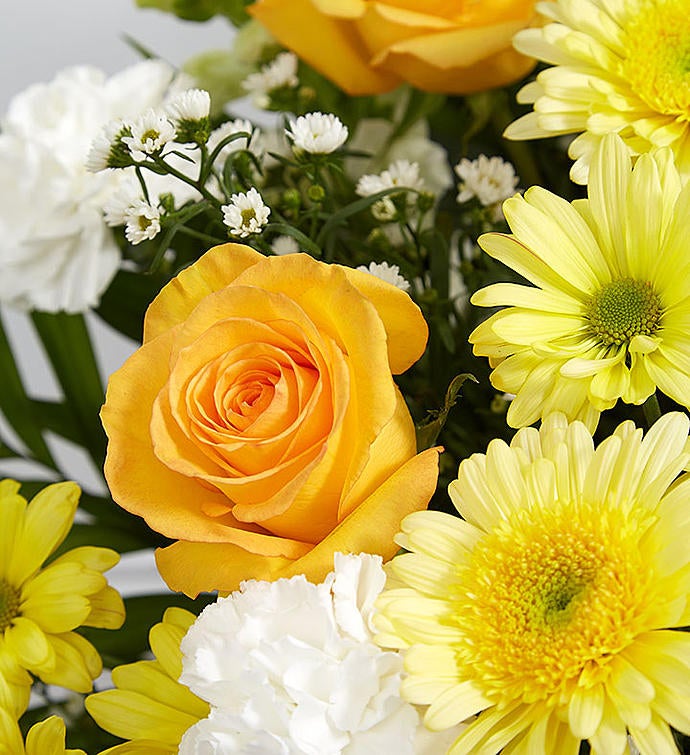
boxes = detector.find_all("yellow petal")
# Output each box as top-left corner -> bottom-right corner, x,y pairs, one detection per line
84,585 -> 125,630
6,482 -> 80,586
5,617 -> 54,672
38,633 -> 102,693
249,0 -> 400,95
157,448 -> 439,596
85,689 -> 197,744
143,243 -> 262,342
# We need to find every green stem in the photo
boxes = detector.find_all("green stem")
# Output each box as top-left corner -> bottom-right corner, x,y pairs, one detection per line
642,392 -> 662,428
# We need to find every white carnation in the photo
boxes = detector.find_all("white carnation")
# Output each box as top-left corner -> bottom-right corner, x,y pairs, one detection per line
179,553 -> 449,755
0,60 -> 179,312
0,136 -> 120,313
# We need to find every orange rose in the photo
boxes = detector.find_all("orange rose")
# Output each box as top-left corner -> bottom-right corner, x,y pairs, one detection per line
249,0 -> 537,95
101,245 -> 439,596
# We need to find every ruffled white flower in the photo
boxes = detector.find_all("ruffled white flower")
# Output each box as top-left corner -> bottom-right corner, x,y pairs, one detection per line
0,60 -> 177,312
124,199 -> 161,245
122,109 -> 176,161
166,88 -> 211,122
356,159 -> 424,197
356,262 -> 411,293
243,51 -> 299,108
271,235 -> 300,256
454,154 -> 519,219
286,112 -> 348,155
179,553 -> 456,755
221,187 -> 270,238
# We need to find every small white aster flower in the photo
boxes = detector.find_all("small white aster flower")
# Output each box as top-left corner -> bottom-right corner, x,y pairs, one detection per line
166,88 -> 211,122
221,187 -> 270,238
207,119 -> 263,159
124,199 -> 161,245
122,108 -> 176,160
356,261 -> 411,292
454,154 -> 519,209
371,197 -> 398,223
85,120 -> 128,172
285,112 -> 348,155
356,159 -> 425,197
271,234 -> 300,255
242,51 -> 299,108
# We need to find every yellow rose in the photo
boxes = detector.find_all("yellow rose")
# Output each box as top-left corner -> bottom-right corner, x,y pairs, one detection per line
249,0 -> 538,95
102,245 -> 439,596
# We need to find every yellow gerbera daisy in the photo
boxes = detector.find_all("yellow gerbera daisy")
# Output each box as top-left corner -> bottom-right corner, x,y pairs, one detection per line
85,607 -> 209,754
0,479 -> 124,716
504,0 -> 690,183
469,132 -> 690,431
0,710 -> 85,755
375,411 -> 690,755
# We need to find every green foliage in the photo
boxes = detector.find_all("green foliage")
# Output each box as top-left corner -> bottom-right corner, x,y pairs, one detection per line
137,0 -> 252,25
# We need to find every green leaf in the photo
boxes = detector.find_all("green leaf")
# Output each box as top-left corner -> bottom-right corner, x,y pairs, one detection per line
416,373 -> 478,451
31,313 -> 107,470
80,593 -> 214,666
96,269 -> 167,342
315,187 -> 419,249
0,312 -> 56,468
264,223 -> 322,257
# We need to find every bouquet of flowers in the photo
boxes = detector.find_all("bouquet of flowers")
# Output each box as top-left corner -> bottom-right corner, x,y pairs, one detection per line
1,0 -> 690,752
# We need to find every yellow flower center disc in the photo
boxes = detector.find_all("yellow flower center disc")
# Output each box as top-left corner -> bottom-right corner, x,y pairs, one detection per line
623,0 -> 690,118
0,579 -> 20,632
454,502 -> 654,704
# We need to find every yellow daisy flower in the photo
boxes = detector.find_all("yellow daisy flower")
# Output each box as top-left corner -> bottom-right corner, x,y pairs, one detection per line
504,0 -> 690,183
0,479 -> 124,716
375,412 -> 690,755
0,710 -> 85,755
469,132 -> 690,431
85,607 -> 209,754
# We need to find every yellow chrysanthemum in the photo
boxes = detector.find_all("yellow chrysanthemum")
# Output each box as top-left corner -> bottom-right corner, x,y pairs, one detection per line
85,607 -> 209,754
504,0 -> 690,183
0,479 -> 125,717
375,412 -> 690,755
0,710 -> 85,755
469,132 -> 690,431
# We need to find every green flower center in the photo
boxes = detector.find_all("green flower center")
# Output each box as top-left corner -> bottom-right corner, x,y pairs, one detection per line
623,0 -> 690,118
241,208 -> 257,225
585,278 -> 662,346
0,579 -> 20,632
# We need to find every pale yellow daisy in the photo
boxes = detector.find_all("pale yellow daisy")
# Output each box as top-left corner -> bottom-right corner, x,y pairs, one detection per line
85,607 -> 209,754
375,412 -> 690,755
469,132 -> 690,431
0,711 -> 85,755
504,0 -> 690,183
0,479 -> 124,716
